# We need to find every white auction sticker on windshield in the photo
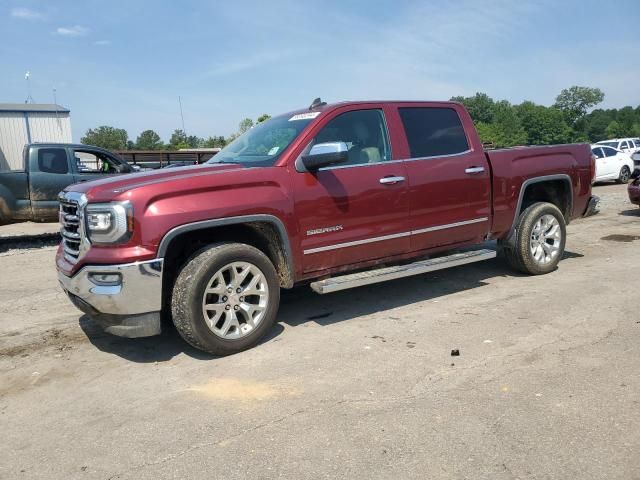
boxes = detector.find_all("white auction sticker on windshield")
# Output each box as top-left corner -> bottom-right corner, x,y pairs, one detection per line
289,112 -> 321,121
268,146 -> 280,155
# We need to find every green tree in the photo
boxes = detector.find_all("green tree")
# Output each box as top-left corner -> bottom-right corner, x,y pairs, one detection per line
475,101 -> 527,148
553,86 -> 604,126
135,130 -> 163,150
450,92 -> 495,124
492,100 -> 528,146
202,136 -> 227,148
516,101 -> 572,145
238,118 -> 254,134
186,135 -> 203,148
169,129 -> 189,149
582,109 -> 610,142
616,106 -> 636,135
81,126 -> 129,150
256,114 -> 271,124
604,120 -> 625,139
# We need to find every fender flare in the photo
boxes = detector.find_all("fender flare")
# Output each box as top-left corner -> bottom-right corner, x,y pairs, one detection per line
157,214 -> 295,287
506,174 -> 573,239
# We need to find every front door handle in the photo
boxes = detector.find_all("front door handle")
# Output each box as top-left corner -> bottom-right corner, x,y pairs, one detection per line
465,166 -> 485,174
379,176 -> 405,185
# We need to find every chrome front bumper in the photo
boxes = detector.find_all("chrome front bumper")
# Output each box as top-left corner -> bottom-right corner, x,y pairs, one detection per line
58,259 -> 164,338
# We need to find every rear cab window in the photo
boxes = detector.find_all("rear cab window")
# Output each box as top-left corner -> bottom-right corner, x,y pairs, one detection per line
398,107 -> 469,158
36,148 -> 69,174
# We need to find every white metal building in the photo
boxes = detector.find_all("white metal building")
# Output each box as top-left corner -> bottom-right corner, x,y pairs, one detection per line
0,103 -> 72,170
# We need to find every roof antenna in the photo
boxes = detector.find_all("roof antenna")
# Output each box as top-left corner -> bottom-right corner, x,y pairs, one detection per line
309,97 -> 327,110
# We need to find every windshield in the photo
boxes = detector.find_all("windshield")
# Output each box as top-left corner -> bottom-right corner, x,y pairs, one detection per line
207,113 -> 317,167
599,141 -> 618,148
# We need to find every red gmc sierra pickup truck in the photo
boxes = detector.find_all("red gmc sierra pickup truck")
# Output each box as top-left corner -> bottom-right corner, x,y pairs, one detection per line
56,99 -> 599,355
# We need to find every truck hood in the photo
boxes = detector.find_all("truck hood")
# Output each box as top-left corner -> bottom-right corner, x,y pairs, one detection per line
65,163 -> 247,202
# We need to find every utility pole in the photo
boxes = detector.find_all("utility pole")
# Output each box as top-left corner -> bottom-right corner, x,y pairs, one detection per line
178,96 -> 186,136
52,88 -> 61,131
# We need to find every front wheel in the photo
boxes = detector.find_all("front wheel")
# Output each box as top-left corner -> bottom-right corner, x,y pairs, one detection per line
499,202 -> 566,275
617,166 -> 631,184
171,243 -> 280,356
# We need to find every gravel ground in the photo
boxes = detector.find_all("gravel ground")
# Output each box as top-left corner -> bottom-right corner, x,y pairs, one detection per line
0,183 -> 639,479
0,221 -> 59,239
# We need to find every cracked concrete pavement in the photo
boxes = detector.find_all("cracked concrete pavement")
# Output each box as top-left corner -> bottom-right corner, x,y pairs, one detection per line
1,183 -> 639,479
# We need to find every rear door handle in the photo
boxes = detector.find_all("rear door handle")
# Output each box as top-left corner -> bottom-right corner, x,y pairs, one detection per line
379,176 -> 405,185
465,166 -> 485,174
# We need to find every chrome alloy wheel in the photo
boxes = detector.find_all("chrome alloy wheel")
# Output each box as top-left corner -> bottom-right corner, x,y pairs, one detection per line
201,262 -> 269,339
530,214 -> 562,265
620,167 -> 630,183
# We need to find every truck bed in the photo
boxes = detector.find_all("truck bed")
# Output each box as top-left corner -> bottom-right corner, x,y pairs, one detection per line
485,143 -> 593,238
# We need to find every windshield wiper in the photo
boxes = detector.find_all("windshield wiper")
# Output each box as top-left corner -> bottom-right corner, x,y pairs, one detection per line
210,159 -> 241,165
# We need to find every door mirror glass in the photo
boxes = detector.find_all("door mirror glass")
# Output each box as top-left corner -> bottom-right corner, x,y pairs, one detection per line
301,142 -> 348,170
114,163 -> 132,173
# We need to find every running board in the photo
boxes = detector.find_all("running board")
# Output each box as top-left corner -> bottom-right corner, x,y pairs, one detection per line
310,249 -> 497,294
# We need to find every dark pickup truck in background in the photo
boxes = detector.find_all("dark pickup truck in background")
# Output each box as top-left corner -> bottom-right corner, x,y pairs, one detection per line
57,99 -> 599,356
0,143 -> 134,224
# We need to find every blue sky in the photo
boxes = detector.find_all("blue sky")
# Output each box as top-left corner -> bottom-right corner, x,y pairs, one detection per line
1,0 -> 639,142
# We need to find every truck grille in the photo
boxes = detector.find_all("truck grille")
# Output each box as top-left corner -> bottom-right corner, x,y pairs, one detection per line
60,199 -> 81,261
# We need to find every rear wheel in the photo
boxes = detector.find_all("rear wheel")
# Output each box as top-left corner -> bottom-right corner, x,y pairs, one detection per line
617,166 -> 631,184
499,202 -> 566,275
171,242 -> 280,355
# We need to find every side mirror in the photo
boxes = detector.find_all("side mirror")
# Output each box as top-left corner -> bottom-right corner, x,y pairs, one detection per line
115,163 -> 133,174
301,142 -> 348,171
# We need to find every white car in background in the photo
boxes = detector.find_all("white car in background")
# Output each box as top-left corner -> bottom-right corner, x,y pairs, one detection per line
591,144 -> 634,183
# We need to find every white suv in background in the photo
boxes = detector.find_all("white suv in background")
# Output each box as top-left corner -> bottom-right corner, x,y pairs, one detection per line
591,144 -> 635,183
597,138 -> 640,155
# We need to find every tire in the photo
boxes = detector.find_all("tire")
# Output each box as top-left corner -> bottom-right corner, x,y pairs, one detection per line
617,166 -> 631,184
499,202 -> 566,275
171,242 -> 280,356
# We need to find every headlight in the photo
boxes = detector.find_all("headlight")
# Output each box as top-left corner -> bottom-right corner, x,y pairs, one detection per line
85,202 -> 132,244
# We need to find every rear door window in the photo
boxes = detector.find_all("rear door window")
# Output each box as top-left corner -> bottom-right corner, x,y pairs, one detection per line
619,141 -> 629,150
603,147 -> 618,157
592,147 -> 604,159
398,107 -> 469,158
37,148 -> 69,174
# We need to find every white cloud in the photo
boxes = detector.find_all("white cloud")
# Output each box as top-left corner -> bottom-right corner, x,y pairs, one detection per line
11,7 -> 44,20
54,25 -> 89,37
94,40 -> 111,46
202,50 -> 299,78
